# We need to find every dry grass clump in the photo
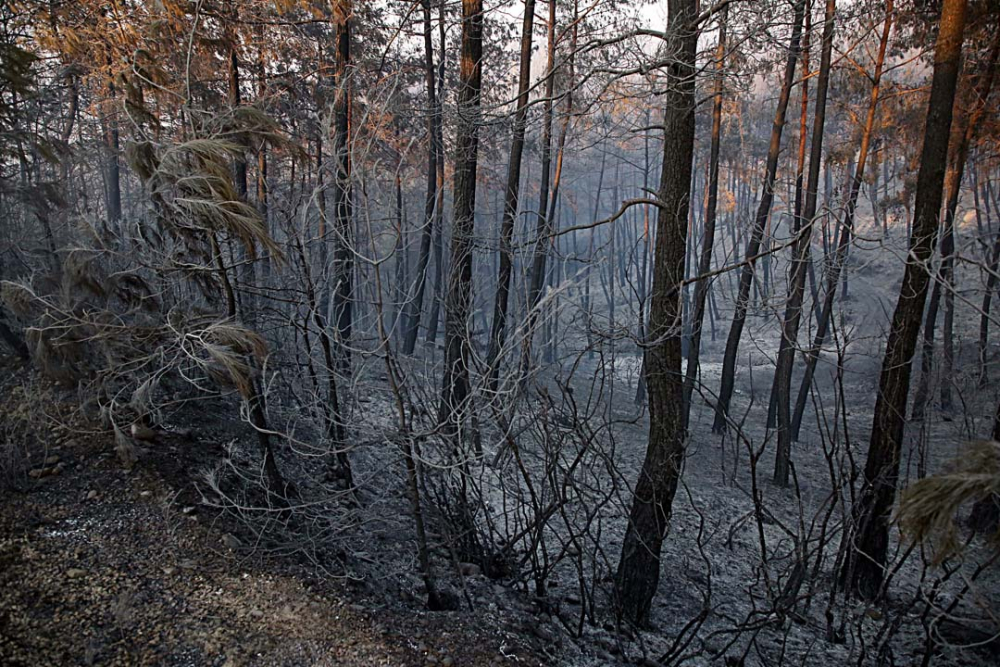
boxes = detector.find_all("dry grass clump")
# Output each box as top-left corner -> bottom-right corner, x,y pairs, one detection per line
897,440 -> 1000,563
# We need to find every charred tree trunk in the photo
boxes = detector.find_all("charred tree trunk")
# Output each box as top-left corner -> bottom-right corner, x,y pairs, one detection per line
401,0 -> 441,355
978,185 -> 1000,384
583,149 -> 607,358
227,33 -> 256,324
681,6 -> 727,429
522,0 -> 561,380
711,0 -> 806,435
790,4 -> 893,443
485,0 -> 537,390
615,0 -> 697,628
438,0 -> 484,432
331,0 -> 354,372
767,4 -> 811,430
425,3 -> 448,347
912,30 -> 999,420
772,0 -> 838,487
255,31 -> 270,282
104,81 -> 122,229
842,0 -> 966,601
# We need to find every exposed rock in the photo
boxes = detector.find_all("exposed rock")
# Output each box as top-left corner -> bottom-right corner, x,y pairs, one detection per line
130,423 -> 158,441
65,568 -> 86,579
222,533 -> 243,550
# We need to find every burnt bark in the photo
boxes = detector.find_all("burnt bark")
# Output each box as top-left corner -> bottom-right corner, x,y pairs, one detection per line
681,6 -> 727,429
773,0 -> 838,486
615,0 -> 697,627
401,0 -> 442,355
331,0 -> 354,371
438,0 -> 484,432
485,0 -> 537,390
842,0 -> 967,600
711,0 -> 807,434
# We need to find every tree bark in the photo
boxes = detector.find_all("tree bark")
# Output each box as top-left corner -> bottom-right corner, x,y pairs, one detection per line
615,0 -> 697,627
772,0 -> 838,487
425,2 -> 448,346
401,0 -> 442,355
485,0 -> 537,390
521,0 -> 561,380
331,0 -> 354,371
912,29 -> 999,420
978,177 -> 1000,384
767,3 -> 811,430
842,0 -> 967,601
438,0 -> 484,431
681,5 -> 727,430
711,0 -> 806,434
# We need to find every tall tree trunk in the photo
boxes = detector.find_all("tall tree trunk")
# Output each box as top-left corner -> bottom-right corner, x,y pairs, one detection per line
772,0 -> 840,487
104,80 -> 122,229
635,109 -> 654,407
229,40 -> 248,200
439,0 -> 484,431
615,0 -> 697,627
912,29 -> 1000,419
767,3 -> 811,430
681,6 -> 727,429
842,0 -> 967,600
523,0 -> 577,379
401,0 -> 441,354
394,149 -> 407,340
329,0 -> 353,372
426,2 -> 448,346
0,306 -> 29,360
711,0 -> 807,434
978,178 -> 1000,384
584,149 -> 607,358
228,33 -> 256,324
485,0 -> 537,389
789,5 -> 893,442
255,29 -> 270,283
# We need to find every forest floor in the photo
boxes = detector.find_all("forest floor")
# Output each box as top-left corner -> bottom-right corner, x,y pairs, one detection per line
3,217 -> 1000,666
0,360 -> 546,667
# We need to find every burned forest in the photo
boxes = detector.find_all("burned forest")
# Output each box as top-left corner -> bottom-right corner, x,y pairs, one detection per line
3,0 -> 1000,665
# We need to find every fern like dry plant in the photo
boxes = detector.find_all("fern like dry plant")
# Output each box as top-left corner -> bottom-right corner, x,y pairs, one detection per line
897,440 -> 1000,563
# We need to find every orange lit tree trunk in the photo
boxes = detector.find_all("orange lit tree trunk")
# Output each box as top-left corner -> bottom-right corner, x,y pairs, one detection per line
439,0 -> 484,432
711,0 -> 807,434
842,0 -> 967,600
